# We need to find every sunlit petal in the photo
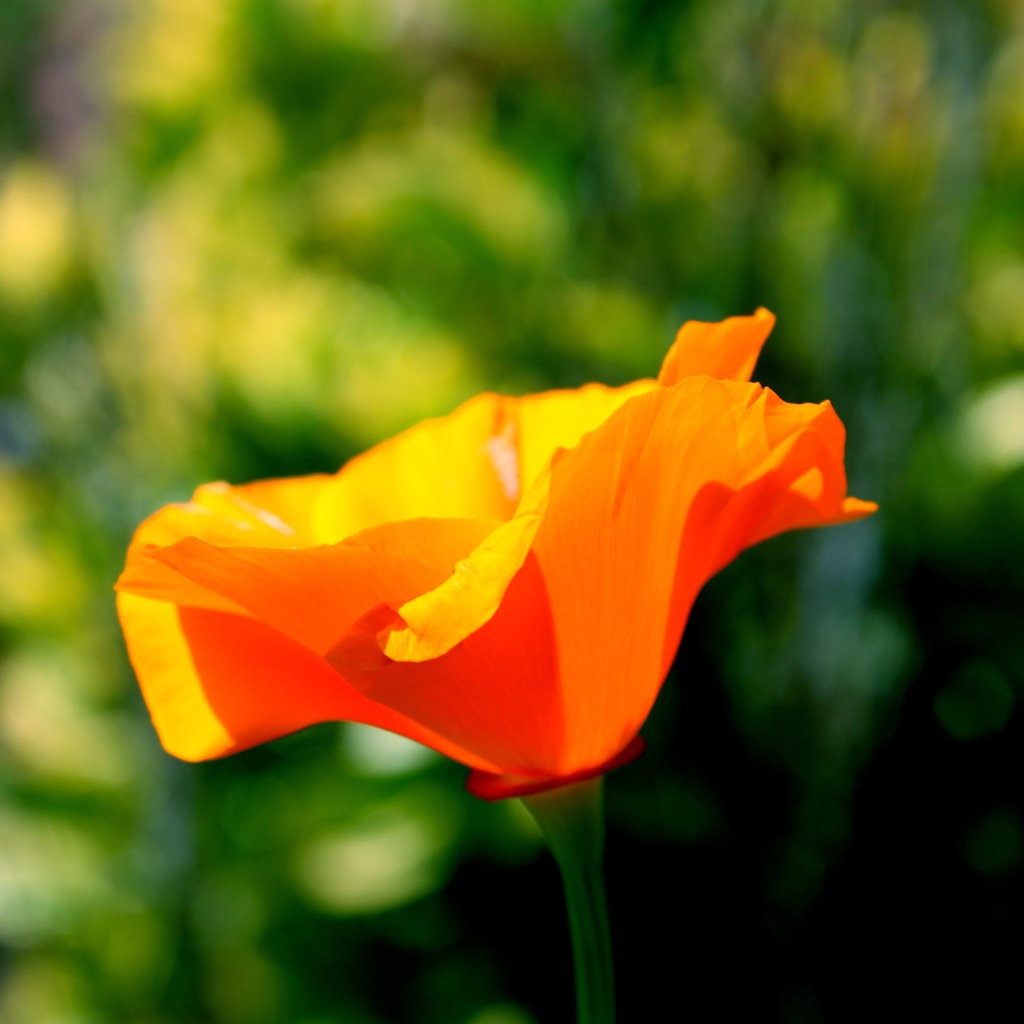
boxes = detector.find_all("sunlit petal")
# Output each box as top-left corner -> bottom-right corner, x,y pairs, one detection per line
313,393 -> 518,540
658,308 -> 775,385
331,552 -> 563,776
527,375 -> 873,773
119,518 -> 499,656
117,593 -> 501,771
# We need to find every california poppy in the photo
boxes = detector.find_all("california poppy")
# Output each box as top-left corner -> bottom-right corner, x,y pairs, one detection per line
116,310 -> 875,799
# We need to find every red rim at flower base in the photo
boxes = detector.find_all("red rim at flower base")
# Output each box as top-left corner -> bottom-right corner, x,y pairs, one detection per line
466,735 -> 647,801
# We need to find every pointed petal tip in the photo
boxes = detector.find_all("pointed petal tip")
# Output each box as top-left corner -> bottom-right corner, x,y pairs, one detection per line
659,308 -> 777,386
840,496 -> 879,520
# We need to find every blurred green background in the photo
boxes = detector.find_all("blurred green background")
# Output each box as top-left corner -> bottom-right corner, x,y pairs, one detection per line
2,0 -> 1023,1021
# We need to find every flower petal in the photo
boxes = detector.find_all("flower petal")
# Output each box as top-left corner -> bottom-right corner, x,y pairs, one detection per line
378,472 -> 549,662
372,382 -> 659,663
118,518 -> 499,657
117,593 -> 502,769
313,393 -> 519,541
129,476 -> 336,553
512,380 -> 657,493
328,551 -> 564,777
115,552 -> 249,616
466,735 -> 646,801
117,477 -> 338,618
528,375 -> 875,774
657,308 -> 775,385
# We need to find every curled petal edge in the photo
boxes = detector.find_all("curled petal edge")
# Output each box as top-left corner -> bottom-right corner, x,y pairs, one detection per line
377,465 -> 551,662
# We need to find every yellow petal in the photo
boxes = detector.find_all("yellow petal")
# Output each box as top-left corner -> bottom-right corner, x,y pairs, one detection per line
312,380 -> 658,549
377,474 -> 549,662
118,475 -> 340,620
313,393 -> 519,542
512,380 -> 657,492
129,476 -> 336,554
371,381 -> 660,663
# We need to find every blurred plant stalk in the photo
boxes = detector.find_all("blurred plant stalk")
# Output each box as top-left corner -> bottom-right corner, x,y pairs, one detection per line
523,777 -> 615,1024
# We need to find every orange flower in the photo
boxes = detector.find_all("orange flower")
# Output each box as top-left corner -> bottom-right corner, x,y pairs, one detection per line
116,311 -> 875,799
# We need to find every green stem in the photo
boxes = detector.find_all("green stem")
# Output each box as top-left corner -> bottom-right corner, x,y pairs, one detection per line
522,777 -> 615,1024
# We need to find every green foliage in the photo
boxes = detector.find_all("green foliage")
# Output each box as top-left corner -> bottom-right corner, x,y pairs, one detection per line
1,0 -> 1022,1020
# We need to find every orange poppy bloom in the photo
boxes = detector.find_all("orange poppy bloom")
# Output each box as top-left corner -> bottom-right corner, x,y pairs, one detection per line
116,310 -> 875,800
